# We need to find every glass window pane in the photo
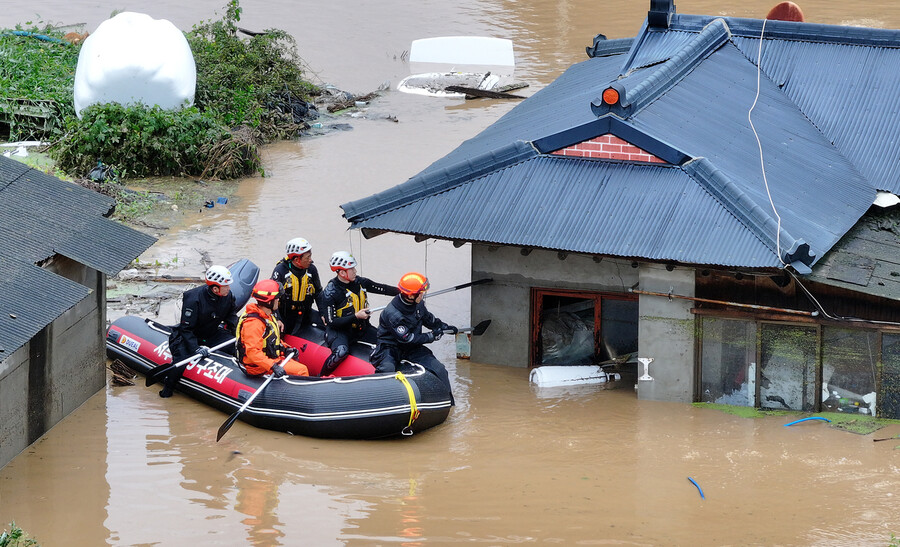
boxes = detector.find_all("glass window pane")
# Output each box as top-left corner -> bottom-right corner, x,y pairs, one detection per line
539,295 -> 595,365
880,333 -> 900,419
700,317 -> 757,406
759,324 -> 817,411
599,299 -> 638,362
821,327 -> 878,416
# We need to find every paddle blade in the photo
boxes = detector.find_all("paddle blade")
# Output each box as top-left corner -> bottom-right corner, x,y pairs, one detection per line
217,411 -> 240,442
145,364 -> 173,387
472,320 -> 492,336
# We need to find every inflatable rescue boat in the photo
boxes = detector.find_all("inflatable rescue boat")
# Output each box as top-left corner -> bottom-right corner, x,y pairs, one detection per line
105,258 -> 452,439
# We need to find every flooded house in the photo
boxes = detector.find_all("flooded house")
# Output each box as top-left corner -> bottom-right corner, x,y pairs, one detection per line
341,0 -> 900,418
0,156 -> 155,468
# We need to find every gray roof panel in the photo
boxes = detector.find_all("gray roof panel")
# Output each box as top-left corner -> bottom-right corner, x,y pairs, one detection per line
0,156 -> 156,357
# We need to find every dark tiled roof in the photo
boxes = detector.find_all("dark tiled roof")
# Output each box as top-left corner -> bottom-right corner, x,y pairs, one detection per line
342,7 -> 899,277
0,156 -> 156,357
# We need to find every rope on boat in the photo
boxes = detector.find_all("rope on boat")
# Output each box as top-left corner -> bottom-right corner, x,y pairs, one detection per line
395,371 -> 420,435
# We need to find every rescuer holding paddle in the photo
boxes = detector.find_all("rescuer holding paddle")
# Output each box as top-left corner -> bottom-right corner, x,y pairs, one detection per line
160,265 -> 238,398
236,279 -> 309,377
371,272 -> 457,404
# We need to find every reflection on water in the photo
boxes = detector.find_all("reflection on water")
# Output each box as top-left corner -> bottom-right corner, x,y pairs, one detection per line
3,0 -> 900,544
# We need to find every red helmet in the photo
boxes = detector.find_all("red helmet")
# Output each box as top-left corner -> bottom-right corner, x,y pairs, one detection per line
398,272 -> 429,296
252,279 -> 282,304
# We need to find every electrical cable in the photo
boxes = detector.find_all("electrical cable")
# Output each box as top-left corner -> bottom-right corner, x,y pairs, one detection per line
749,17 -> 786,268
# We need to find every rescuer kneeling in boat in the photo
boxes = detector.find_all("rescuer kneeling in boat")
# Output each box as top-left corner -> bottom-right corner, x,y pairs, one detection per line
236,279 -> 309,377
319,251 -> 399,376
161,265 -> 238,398
371,272 -> 457,405
270,237 -> 324,334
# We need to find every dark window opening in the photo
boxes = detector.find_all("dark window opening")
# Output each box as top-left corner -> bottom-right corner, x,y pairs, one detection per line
531,289 -> 637,367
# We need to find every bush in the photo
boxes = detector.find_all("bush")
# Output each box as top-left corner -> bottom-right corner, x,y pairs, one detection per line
186,0 -> 319,142
0,26 -> 79,140
0,522 -> 39,547
53,103 -> 260,180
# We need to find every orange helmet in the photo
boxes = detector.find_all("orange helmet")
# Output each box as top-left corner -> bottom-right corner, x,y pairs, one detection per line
252,279 -> 282,304
398,272 -> 429,296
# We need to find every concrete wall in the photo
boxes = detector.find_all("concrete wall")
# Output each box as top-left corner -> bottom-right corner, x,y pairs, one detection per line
0,344 -> 29,467
0,258 -> 106,469
470,244 -> 698,403
635,264 -> 697,403
470,244 -> 639,367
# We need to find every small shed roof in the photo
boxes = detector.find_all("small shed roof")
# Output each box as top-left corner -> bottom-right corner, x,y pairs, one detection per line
0,156 -> 156,357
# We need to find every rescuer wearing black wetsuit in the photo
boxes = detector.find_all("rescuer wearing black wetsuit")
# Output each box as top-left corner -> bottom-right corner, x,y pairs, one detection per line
271,237 -> 324,335
319,251 -> 399,376
370,272 -> 457,405
160,265 -> 238,398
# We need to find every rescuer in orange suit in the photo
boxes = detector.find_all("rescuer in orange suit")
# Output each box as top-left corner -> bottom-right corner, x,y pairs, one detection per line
236,279 -> 309,377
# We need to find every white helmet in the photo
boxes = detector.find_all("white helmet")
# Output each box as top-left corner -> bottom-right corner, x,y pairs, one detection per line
329,251 -> 357,272
285,237 -> 312,258
204,265 -> 233,287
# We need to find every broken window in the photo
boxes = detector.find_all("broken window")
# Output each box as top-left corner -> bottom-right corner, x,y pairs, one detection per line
531,289 -> 637,366
699,317 -> 756,406
759,323 -> 818,411
821,327 -> 878,415
880,333 -> 900,418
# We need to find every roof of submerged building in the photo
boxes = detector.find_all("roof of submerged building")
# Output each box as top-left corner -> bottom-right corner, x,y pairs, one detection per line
342,0 -> 900,276
0,156 -> 156,357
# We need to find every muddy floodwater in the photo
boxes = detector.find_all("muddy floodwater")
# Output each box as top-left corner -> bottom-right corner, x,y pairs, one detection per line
2,1 -> 900,545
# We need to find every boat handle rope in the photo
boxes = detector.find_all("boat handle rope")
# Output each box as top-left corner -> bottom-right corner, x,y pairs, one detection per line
395,371 -> 420,435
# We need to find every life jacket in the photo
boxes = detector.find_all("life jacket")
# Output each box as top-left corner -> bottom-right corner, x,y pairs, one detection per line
284,270 -> 316,303
236,309 -> 282,374
335,286 -> 368,319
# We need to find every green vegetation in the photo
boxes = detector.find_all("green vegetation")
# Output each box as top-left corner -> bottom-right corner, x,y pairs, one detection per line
1,0 -> 318,182
186,0 -> 319,142
0,27 -> 78,141
692,402 -> 788,419
694,402 -> 900,434
54,104 -> 258,180
0,523 -> 39,547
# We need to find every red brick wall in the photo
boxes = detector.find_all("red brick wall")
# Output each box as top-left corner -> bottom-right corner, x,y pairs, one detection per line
551,134 -> 666,163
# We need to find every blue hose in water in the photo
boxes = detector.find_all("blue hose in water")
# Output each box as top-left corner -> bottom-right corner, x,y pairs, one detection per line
784,416 -> 831,426
688,476 -> 705,499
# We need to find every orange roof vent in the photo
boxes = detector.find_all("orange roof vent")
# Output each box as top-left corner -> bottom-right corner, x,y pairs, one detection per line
602,87 -> 620,105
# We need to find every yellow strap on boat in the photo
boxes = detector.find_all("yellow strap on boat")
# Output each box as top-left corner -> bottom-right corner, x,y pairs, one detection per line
395,372 -> 420,434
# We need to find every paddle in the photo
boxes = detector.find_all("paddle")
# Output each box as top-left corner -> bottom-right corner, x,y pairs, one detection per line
873,435 -> 900,442
368,278 -> 493,313
145,337 -> 236,387
216,352 -> 293,442
451,319 -> 491,336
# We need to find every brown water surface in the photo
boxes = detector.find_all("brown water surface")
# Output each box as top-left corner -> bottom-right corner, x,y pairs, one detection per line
2,1 -> 900,545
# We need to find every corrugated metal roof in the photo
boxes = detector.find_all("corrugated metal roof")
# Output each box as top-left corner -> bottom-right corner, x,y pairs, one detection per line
341,8 -> 900,278
353,156 -> 777,267
0,156 -> 156,357
731,36 -> 900,194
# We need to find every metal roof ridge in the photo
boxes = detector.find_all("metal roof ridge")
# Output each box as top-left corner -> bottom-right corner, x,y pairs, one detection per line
670,13 -> 900,48
683,157 -> 815,270
341,140 -> 538,222
598,18 -> 731,118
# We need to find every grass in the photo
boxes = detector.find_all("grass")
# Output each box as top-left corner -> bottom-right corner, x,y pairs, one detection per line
693,402 -> 900,434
